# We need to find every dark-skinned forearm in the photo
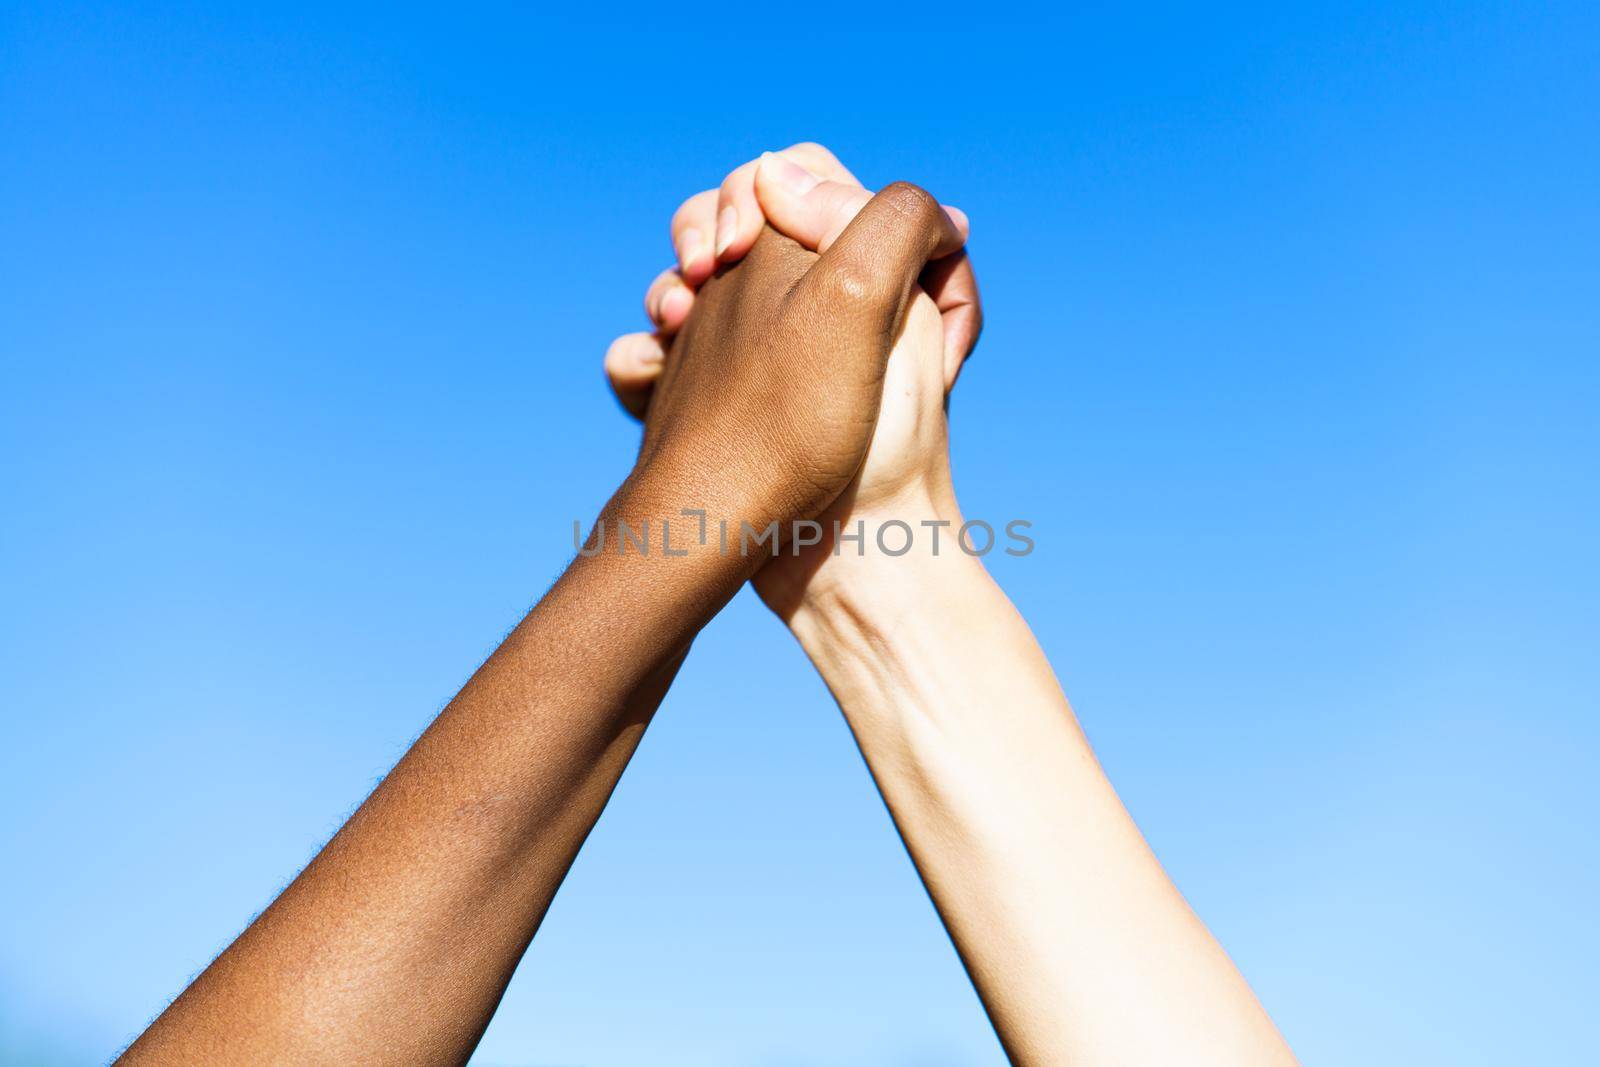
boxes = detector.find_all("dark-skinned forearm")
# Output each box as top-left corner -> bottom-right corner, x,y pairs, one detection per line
121,191 -> 957,1065
119,474 -> 757,1066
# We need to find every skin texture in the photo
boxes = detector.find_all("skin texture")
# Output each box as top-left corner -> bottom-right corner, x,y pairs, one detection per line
116,181 -> 961,1067
610,146 -> 1299,1066
637,181 -> 963,534
608,145 -> 979,617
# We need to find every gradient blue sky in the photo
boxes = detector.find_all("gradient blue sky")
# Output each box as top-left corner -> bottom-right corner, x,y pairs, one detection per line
3,3 -> 1597,1064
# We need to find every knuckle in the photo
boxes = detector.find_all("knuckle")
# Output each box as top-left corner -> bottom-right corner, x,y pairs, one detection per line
720,159 -> 758,199
814,261 -> 881,307
603,336 -> 631,374
670,189 -> 715,234
643,278 -> 668,318
787,141 -> 836,163
877,181 -> 942,229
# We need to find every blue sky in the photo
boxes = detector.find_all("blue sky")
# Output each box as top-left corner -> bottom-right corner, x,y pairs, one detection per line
2,2 -> 1597,1063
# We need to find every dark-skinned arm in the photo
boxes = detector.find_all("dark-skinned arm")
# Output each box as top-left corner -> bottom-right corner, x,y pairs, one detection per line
117,184 -> 963,1067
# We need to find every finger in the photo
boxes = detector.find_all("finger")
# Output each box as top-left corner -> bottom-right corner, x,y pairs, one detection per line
780,142 -> 861,186
714,143 -> 860,267
712,158 -> 763,264
670,190 -> 719,285
919,249 -> 984,388
643,267 -> 695,334
790,181 -> 965,364
604,332 -> 665,420
755,155 -> 870,254
755,153 -> 970,258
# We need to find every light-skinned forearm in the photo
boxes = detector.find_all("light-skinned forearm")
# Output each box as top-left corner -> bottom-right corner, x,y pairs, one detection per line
119,474 -> 753,1066
787,503 -> 1297,1067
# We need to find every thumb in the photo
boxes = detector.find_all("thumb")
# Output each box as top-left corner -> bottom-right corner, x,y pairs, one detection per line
755,152 -> 970,256
787,181 -> 966,357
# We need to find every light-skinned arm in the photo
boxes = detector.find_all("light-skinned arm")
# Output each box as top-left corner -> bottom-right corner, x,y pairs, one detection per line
119,181 -> 966,1066
613,146 -> 1298,1066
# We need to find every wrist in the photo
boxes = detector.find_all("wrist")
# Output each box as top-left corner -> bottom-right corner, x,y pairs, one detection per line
630,432 -> 839,543
782,477 -> 982,616
572,471 -> 765,617
784,527 -> 1006,764
624,450 -> 782,535
786,507 -> 990,656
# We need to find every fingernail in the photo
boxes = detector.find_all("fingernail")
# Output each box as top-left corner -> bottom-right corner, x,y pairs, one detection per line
760,151 -> 820,197
714,205 -> 738,257
660,285 -> 691,322
942,205 -> 970,234
678,226 -> 706,272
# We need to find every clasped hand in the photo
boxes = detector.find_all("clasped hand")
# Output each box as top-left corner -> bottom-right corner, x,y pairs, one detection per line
119,145 -> 1295,1067
605,145 -> 981,615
